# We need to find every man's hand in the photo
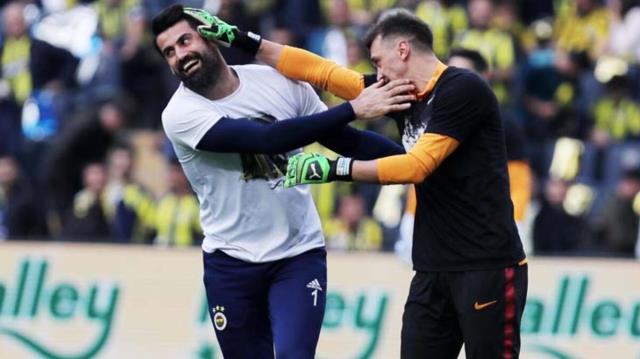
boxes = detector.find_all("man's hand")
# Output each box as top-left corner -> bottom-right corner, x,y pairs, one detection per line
184,7 -> 262,55
285,153 -> 354,188
183,7 -> 237,46
285,153 -> 331,188
349,79 -> 416,119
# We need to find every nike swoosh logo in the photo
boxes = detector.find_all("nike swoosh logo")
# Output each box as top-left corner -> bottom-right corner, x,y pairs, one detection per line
474,300 -> 497,310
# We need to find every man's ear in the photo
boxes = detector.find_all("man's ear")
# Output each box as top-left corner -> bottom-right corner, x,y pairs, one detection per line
397,40 -> 411,61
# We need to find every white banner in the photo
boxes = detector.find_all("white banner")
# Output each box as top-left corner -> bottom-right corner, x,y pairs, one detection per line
0,243 -> 638,358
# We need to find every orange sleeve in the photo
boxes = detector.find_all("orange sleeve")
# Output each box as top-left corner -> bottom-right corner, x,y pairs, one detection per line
276,46 -> 366,100
507,160 -> 532,221
377,134 -> 459,184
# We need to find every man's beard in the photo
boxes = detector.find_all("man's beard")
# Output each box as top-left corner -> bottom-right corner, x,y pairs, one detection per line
176,49 -> 222,95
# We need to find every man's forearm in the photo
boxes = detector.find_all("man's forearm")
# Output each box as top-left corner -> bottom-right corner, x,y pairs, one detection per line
351,133 -> 460,184
351,160 -> 382,183
258,44 -> 365,100
256,39 -> 284,69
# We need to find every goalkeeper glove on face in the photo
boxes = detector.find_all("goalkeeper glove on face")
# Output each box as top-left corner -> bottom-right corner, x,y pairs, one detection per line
183,7 -> 262,56
284,153 -> 353,188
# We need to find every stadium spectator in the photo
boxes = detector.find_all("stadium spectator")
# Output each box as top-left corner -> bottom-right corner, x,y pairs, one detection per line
324,192 -> 383,251
495,1 -> 540,57
323,0 -> 396,27
590,75 -> 640,147
61,162 -> 111,241
95,0 -> 168,128
606,0 -> 640,100
153,160 -> 200,247
522,19 -> 578,138
44,96 -> 128,229
0,155 -> 47,239
415,0 -> 468,58
1,1 -> 78,180
594,165 -> 640,256
455,0 -> 516,104
532,177 -> 591,254
521,20 -> 584,175
607,0 -> 640,63
105,142 -> 155,243
94,0 -> 146,80
554,0 -> 610,61
0,1 -> 78,106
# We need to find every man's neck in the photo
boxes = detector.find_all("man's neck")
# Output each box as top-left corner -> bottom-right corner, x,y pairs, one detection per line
201,66 -> 240,100
407,53 -> 441,93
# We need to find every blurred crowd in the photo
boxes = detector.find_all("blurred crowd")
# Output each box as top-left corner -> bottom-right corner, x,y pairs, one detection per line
1,0 -> 640,259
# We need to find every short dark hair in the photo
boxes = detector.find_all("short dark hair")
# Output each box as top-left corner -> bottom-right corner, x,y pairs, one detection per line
151,4 -> 201,53
448,48 -> 489,73
109,140 -> 134,155
364,11 -> 433,53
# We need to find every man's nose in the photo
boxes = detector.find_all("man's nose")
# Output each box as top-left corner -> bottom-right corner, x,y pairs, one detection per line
175,46 -> 189,60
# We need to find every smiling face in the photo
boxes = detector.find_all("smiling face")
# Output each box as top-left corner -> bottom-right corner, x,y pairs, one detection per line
156,20 -> 223,93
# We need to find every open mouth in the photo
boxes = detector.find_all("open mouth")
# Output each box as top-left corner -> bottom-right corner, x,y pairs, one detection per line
181,58 -> 201,76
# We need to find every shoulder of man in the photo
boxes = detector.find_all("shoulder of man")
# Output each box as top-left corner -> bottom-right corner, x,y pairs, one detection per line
161,85 -> 218,134
436,67 -> 493,100
233,64 -> 312,90
232,64 -> 286,79
163,85 -> 205,117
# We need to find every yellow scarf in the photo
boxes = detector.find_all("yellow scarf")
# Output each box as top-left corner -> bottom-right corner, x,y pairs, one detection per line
1,36 -> 32,104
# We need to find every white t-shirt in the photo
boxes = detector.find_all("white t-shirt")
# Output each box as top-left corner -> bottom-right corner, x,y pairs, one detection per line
162,65 -> 328,262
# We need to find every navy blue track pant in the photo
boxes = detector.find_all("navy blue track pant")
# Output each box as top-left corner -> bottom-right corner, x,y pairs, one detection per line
203,247 -> 327,358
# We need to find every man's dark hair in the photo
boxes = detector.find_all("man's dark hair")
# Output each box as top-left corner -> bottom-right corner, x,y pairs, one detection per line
448,48 -> 489,73
109,140 -> 134,155
364,11 -> 433,53
151,4 -> 201,53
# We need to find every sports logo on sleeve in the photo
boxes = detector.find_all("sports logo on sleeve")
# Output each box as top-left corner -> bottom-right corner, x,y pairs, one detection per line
239,113 -> 289,181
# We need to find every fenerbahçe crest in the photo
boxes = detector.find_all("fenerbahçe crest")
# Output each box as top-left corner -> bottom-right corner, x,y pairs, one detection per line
212,306 -> 227,331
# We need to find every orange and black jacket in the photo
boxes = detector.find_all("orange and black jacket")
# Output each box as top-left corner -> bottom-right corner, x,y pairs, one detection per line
278,46 -> 525,271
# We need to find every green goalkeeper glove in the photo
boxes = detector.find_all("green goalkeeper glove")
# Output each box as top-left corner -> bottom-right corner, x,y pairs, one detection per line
284,153 -> 353,188
183,7 -> 262,56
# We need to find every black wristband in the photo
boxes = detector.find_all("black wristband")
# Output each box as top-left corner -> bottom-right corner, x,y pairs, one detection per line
234,30 -> 262,57
329,157 -> 353,181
